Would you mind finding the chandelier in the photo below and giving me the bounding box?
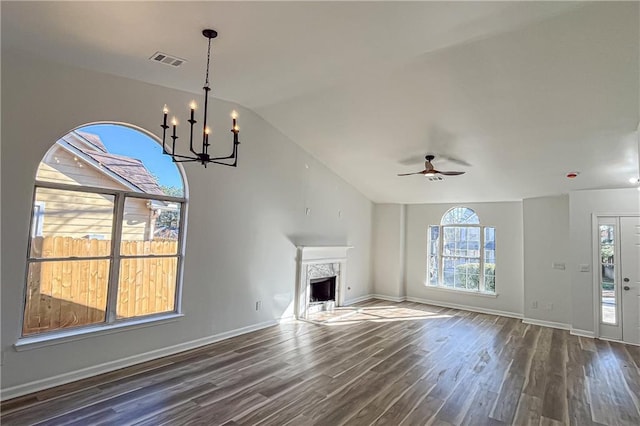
[161,29,240,167]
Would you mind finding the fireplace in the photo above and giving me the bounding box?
[310,276,336,303]
[295,246,352,320]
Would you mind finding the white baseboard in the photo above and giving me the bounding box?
[570,328,595,338]
[369,294,406,303]
[343,294,375,305]
[523,318,571,331]
[405,296,523,319]
[598,336,640,346]
[1,319,279,401]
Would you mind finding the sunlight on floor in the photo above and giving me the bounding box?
[306,305,452,325]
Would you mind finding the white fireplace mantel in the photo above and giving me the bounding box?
[297,246,353,263]
[295,246,353,319]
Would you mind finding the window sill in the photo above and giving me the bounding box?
[424,285,498,298]
[14,313,184,351]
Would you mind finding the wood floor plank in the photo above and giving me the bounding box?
[3,299,640,426]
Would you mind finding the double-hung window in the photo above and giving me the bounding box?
[22,124,187,337]
[428,207,495,294]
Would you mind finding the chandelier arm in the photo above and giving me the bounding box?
[171,158,201,163]
[209,140,239,161]
[209,159,238,167]
[188,116,198,156]
[161,125,170,155]
[201,87,211,156]
[168,153,200,160]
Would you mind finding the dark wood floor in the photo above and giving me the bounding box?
[2,300,640,426]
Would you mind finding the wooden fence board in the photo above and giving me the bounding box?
[23,237,178,335]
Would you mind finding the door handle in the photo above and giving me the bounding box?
[624,286,630,291]
[623,278,630,282]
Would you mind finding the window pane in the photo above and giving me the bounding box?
[484,227,496,292]
[36,126,184,197]
[30,188,114,258]
[23,260,110,335]
[441,207,479,225]
[601,284,616,325]
[428,226,439,285]
[600,226,614,265]
[444,258,480,290]
[443,226,480,257]
[602,264,615,284]
[117,257,178,318]
[598,224,616,324]
[120,198,181,255]
[484,264,496,293]
[484,227,496,261]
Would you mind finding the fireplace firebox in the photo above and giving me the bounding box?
[309,276,336,303]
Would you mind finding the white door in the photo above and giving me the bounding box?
[621,217,640,345]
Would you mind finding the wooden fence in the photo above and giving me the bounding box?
[24,237,178,335]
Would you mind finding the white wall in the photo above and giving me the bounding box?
[404,202,524,317]
[0,51,373,395]
[372,204,405,299]
[523,195,571,326]
[569,188,640,333]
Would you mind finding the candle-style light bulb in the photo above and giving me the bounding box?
[189,101,197,110]
[171,117,178,126]
[231,110,238,132]
[205,127,211,135]
[233,125,240,133]
[163,104,169,114]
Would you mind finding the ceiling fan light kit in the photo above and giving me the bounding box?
[161,29,240,168]
[397,155,466,178]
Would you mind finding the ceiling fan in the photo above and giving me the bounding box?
[397,155,466,177]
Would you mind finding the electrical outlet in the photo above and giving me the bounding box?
[338,210,342,218]
[552,262,566,270]
[255,301,262,311]
[531,301,538,309]
[305,208,311,216]
[579,264,590,272]
[542,302,553,311]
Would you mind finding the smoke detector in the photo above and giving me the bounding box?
[149,52,186,67]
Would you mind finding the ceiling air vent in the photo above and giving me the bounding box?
[149,52,186,67]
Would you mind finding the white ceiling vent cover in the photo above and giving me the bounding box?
[149,52,186,67]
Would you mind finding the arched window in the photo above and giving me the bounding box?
[22,124,187,337]
[428,207,495,294]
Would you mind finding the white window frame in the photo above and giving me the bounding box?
[31,201,45,237]
[427,208,496,295]
[19,180,187,343]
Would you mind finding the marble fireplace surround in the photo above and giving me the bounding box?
[295,246,352,320]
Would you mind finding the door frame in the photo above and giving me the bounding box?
[592,213,640,343]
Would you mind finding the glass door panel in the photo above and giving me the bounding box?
[599,224,617,325]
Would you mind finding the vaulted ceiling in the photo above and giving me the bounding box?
[3,1,638,203]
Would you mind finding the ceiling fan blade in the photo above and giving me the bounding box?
[432,154,471,167]
[397,170,426,176]
[435,170,465,176]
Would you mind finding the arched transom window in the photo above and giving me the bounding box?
[22,123,187,337]
[428,207,496,294]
